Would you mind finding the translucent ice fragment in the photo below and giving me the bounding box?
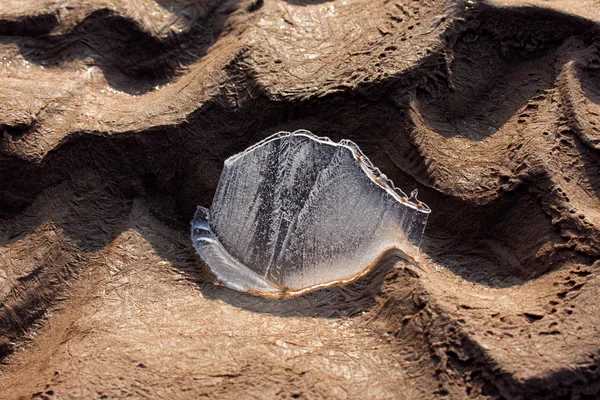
[191,130,431,298]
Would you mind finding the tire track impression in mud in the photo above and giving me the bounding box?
[1,0,600,398]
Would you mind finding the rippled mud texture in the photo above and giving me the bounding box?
[1,0,600,398]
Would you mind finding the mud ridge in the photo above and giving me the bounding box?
[1,1,250,93]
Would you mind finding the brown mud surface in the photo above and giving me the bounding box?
[1,0,600,398]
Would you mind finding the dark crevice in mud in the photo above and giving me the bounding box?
[499,350,600,399]
[1,2,244,94]
[0,122,36,140]
[0,14,59,37]
[0,134,152,216]
[246,0,264,12]
[473,2,599,41]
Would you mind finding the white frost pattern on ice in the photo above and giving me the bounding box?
[191,130,431,298]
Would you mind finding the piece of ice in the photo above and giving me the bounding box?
[191,130,431,298]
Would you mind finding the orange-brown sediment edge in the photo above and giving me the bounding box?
[246,246,418,300]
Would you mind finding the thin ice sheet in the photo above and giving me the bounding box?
[191,130,430,298]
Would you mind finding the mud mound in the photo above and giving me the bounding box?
[1,0,600,398]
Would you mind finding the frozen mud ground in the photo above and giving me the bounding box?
[1,0,600,398]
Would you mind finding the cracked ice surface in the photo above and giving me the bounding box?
[191,130,431,298]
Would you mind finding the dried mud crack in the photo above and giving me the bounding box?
[1,0,600,398]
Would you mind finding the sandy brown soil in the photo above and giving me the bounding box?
[1,0,600,398]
